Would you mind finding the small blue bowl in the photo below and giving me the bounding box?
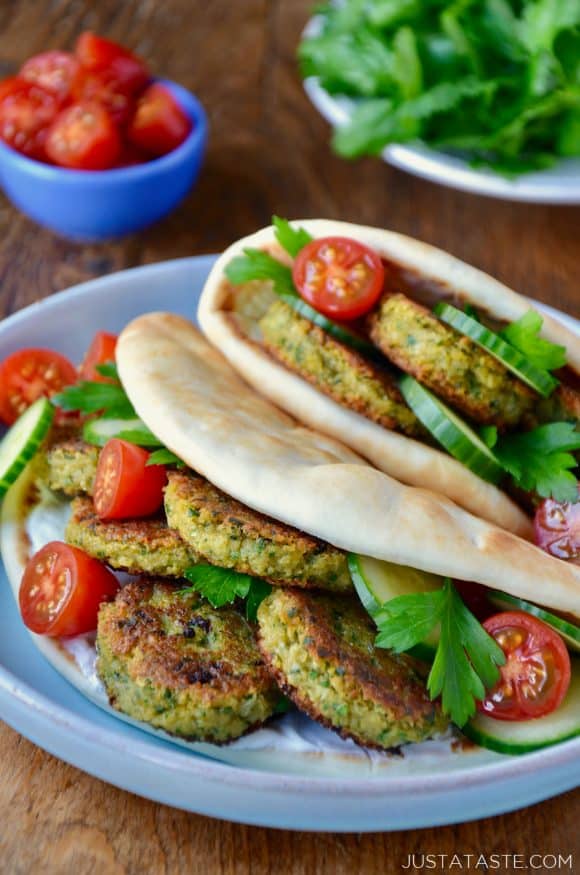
[0,80,208,241]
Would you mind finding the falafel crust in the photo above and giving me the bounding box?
[96,579,280,742]
[258,298,423,437]
[257,588,447,750]
[369,293,534,429]
[164,471,351,591]
[66,497,199,577]
[45,439,99,496]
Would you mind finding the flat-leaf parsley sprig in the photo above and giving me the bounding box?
[375,579,505,727]
[181,564,272,622]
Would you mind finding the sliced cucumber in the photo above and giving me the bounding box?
[488,590,580,654]
[463,660,580,754]
[0,398,54,499]
[83,416,160,448]
[278,292,378,358]
[399,375,504,484]
[348,553,442,658]
[434,303,558,398]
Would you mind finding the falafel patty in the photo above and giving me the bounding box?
[66,497,199,577]
[45,438,99,497]
[258,298,423,437]
[257,588,447,749]
[97,580,279,742]
[164,471,351,591]
[369,293,534,429]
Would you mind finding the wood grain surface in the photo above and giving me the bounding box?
[0,1,578,872]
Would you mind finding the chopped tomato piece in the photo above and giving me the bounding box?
[0,348,77,425]
[79,332,118,382]
[94,439,167,520]
[20,51,79,102]
[292,237,385,321]
[0,77,58,159]
[19,541,119,636]
[45,101,120,169]
[127,83,191,156]
[71,69,135,126]
[534,490,580,560]
[75,32,150,95]
[478,611,571,721]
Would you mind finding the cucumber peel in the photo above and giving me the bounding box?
[278,292,378,358]
[83,416,160,448]
[399,375,505,484]
[0,398,54,499]
[434,303,558,398]
[488,590,580,654]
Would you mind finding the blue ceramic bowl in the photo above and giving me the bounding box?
[0,80,208,241]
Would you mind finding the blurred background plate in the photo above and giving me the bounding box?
[304,77,580,205]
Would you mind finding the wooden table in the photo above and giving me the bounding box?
[0,1,578,871]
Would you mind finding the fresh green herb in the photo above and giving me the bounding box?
[146,448,184,468]
[495,422,580,502]
[272,216,313,257]
[224,248,296,296]
[273,696,294,715]
[113,426,161,447]
[52,381,135,418]
[95,362,119,380]
[479,425,498,449]
[375,579,505,727]
[463,303,481,322]
[182,564,272,621]
[299,1,580,173]
[500,310,567,372]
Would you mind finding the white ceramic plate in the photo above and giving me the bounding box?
[303,77,580,204]
[0,256,579,831]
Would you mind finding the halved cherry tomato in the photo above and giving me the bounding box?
[292,237,385,321]
[75,32,150,95]
[478,611,571,721]
[79,331,118,382]
[534,490,580,560]
[20,51,79,102]
[0,77,58,159]
[0,348,77,425]
[127,83,191,156]
[19,541,119,637]
[94,439,167,520]
[45,101,120,169]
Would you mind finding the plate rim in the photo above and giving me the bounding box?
[0,255,579,813]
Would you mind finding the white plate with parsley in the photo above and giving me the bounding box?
[0,257,579,831]
[301,3,580,204]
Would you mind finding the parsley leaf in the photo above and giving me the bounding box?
[52,381,135,418]
[495,422,580,501]
[500,310,567,372]
[146,448,184,468]
[183,564,272,621]
[95,362,119,379]
[480,425,498,449]
[272,216,312,257]
[224,248,296,296]
[375,579,505,727]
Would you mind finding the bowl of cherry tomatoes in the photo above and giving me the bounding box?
[0,33,208,240]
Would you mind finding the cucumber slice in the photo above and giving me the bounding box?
[399,375,504,484]
[83,416,160,448]
[278,292,378,358]
[348,553,442,658]
[434,303,558,398]
[463,660,580,754]
[0,398,54,499]
[488,590,580,654]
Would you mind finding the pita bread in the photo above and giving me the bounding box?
[196,220,578,537]
[116,312,580,618]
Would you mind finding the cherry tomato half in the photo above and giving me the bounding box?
[94,439,167,520]
[20,51,79,103]
[478,611,571,721]
[127,83,191,156]
[19,541,119,637]
[45,101,120,170]
[0,348,77,425]
[75,32,150,95]
[79,331,118,382]
[534,490,580,561]
[0,77,58,159]
[292,236,385,321]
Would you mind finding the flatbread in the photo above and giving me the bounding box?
[117,312,580,618]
